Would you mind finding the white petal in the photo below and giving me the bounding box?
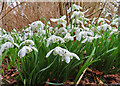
[71,53,80,60]
[18,47,27,58]
[65,56,70,63]
[13,43,19,48]
[81,38,87,43]
[50,18,59,22]
[46,49,54,58]
[30,47,38,52]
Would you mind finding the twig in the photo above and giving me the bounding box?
[15,11,31,24]
[85,8,103,18]
[0,2,4,15]
[95,2,106,25]
[0,2,25,20]
[75,58,93,86]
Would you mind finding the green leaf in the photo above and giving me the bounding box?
[74,47,96,84]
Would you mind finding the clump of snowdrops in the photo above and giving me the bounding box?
[0,4,119,85]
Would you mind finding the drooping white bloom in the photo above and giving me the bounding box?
[81,35,101,43]
[62,52,80,63]
[110,29,119,35]
[67,4,82,14]
[50,15,67,27]
[29,21,45,30]
[18,46,38,58]
[64,33,74,42]
[0,28,3,36]
[0,28,6,35]
[72,19,83,24]
[97,24,112,31]
[54,27,68,34]
[1,34,14,43]
[76,31,94,41]
[91,17,97,24]
[23,27,32,32]
[105,12,112,17]
[46,46,80,63]
[19,40,35,48]
[110,18,118,28]
[46,35,65,47]
[1,42,14,52]
[46,46,68,57]
[71,11,84,19]
[97,18,110,24]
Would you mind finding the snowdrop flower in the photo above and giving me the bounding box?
[62,52,80,63]
[0,28,6,34]
[110,29,119,35]
[111,18,118,28]
[76,31,94,41]
[1,34,14,43]
[64,33,74,42]
[71,11,84,19]
[54,27,68,34]
[24,31,33,39]
[7,34,14,43]
[97,24,112,31]
[46,35,65,47]
[105,12,112,17]
[18,46,38,58]
[50,15,67,27]
[72,20,89,31]
[97,18,110,24]
[67,24,75,33]
[23,27,32,32]
[29,21,45,30]
[37,29,46,36]
[82,25,90,31]
[0,28,3,36]
[91,17,97,24]
[46,46,80,63]
[72,19,83,24]
[67,4,82,14]
[1,42,14,52]
[46,46,68,57]
[81,35,101,43]
[19,40,35,48]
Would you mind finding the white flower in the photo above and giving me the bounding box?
[50,15,67,27]
[110,29,119,35]
[97,18,110,24]
[111,18,118,28]
[1,34,14,43]
[46,46,68,57]
[1,42,14,52]
[19,40,35,48]
[23,27,32,32]
[46,35,65,47]
[64,33,74,42]
[18,46,38,58]
[97,24,112,31]
[22,31,33,40]
[54,27,68,34]
[76,31,94,41]
[71,11,84,19]
[46,46,80,63]
[91,17,97,24]
[81,35,101,43]
[62,52,80,63]
[29,21,45,30]
[67,4,82,14]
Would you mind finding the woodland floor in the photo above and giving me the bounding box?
[1,56,120,86]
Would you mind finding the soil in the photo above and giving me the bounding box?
[1,56,120,86]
